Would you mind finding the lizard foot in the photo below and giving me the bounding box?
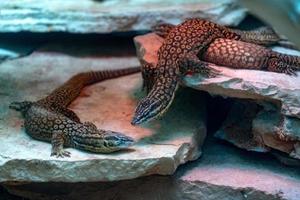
[9,101,33,112]
[268,57,299,76]
[51,148,71,158]
[282,64,299,76]
[196,66,221,78]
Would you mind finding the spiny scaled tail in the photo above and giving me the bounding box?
[84,66,141,85]
[40,67,141,108]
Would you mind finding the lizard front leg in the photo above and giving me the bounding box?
[178,51,220,78]
[51,131,71,158]
[141,62,157,93]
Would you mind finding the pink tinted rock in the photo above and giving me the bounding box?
[0,48,206,182]
[134,33,300,160]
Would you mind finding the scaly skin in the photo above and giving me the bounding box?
[132,18,300,125]
[152,22,297,49]
[10,67,140,157]
[141,38,300,95]
[152,23,283,46]
[131,18,241,125]
[202,38,300,75]
[151,23,300,76]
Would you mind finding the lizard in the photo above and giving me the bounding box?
[152,22,298,49]
[10,67,140,157]
[147,22,300,142]
[131,18,300,125]
[139,22,300,93]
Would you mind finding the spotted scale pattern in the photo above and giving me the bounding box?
[132,18,241,125]
[10,67,140,157]
[202,38,300,75]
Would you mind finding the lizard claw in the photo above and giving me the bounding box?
[203,66,221,78]
[283,65,298,76]
[51,149,71,158]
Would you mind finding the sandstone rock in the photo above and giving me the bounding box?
[134,33,300,161]
[0,47,206,182]
[3,138,300,200]
[0,0,246,33]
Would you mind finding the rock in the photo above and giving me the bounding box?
[0,0,247,33]
[215,100,300,160]
[3,138,300,200]
[214,100,270,153]
[0,39,39,62]
[134,33,300,161]
[0,46,206,182]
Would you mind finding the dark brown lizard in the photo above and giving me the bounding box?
[141,38,300,95]
[131,18,300,125]
[152,23,300,75]
[10,67,140,157]
[202,38,300,74]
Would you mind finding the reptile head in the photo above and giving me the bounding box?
[74,123,135,153]
[131,97,166,125]
[101,131,135,152]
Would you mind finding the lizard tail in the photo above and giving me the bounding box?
[232,26,281,45]
[39,67,141,108]
[84,66,141,85]
[132,77,178,125]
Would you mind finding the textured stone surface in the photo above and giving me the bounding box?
[3,138,300,200]
[0,47,206,182]
[215,100,300,162]
[0,0,246,33]
[134,33,300,160]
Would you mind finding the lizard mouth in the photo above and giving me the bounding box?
[103,132,135,150]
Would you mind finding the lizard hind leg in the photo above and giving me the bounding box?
[52,105,81,123]
[141,61,157,94]
[267,56,299,76]
[9,101,33,114]
[178,51,220,78]
[151,23,175,38]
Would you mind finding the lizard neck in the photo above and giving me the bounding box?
[132,63,178,125]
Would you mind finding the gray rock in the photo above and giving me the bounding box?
[215,100,300,160]
[0,48,206,182]
[0,40,39,62]
[0,0,246,33]
[134,33,300,161]
[3,139,300,200]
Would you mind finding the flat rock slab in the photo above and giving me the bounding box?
[0,0,246,33]
[0,48,206,182]
[3,138,300,200]
[134,33,300,160]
